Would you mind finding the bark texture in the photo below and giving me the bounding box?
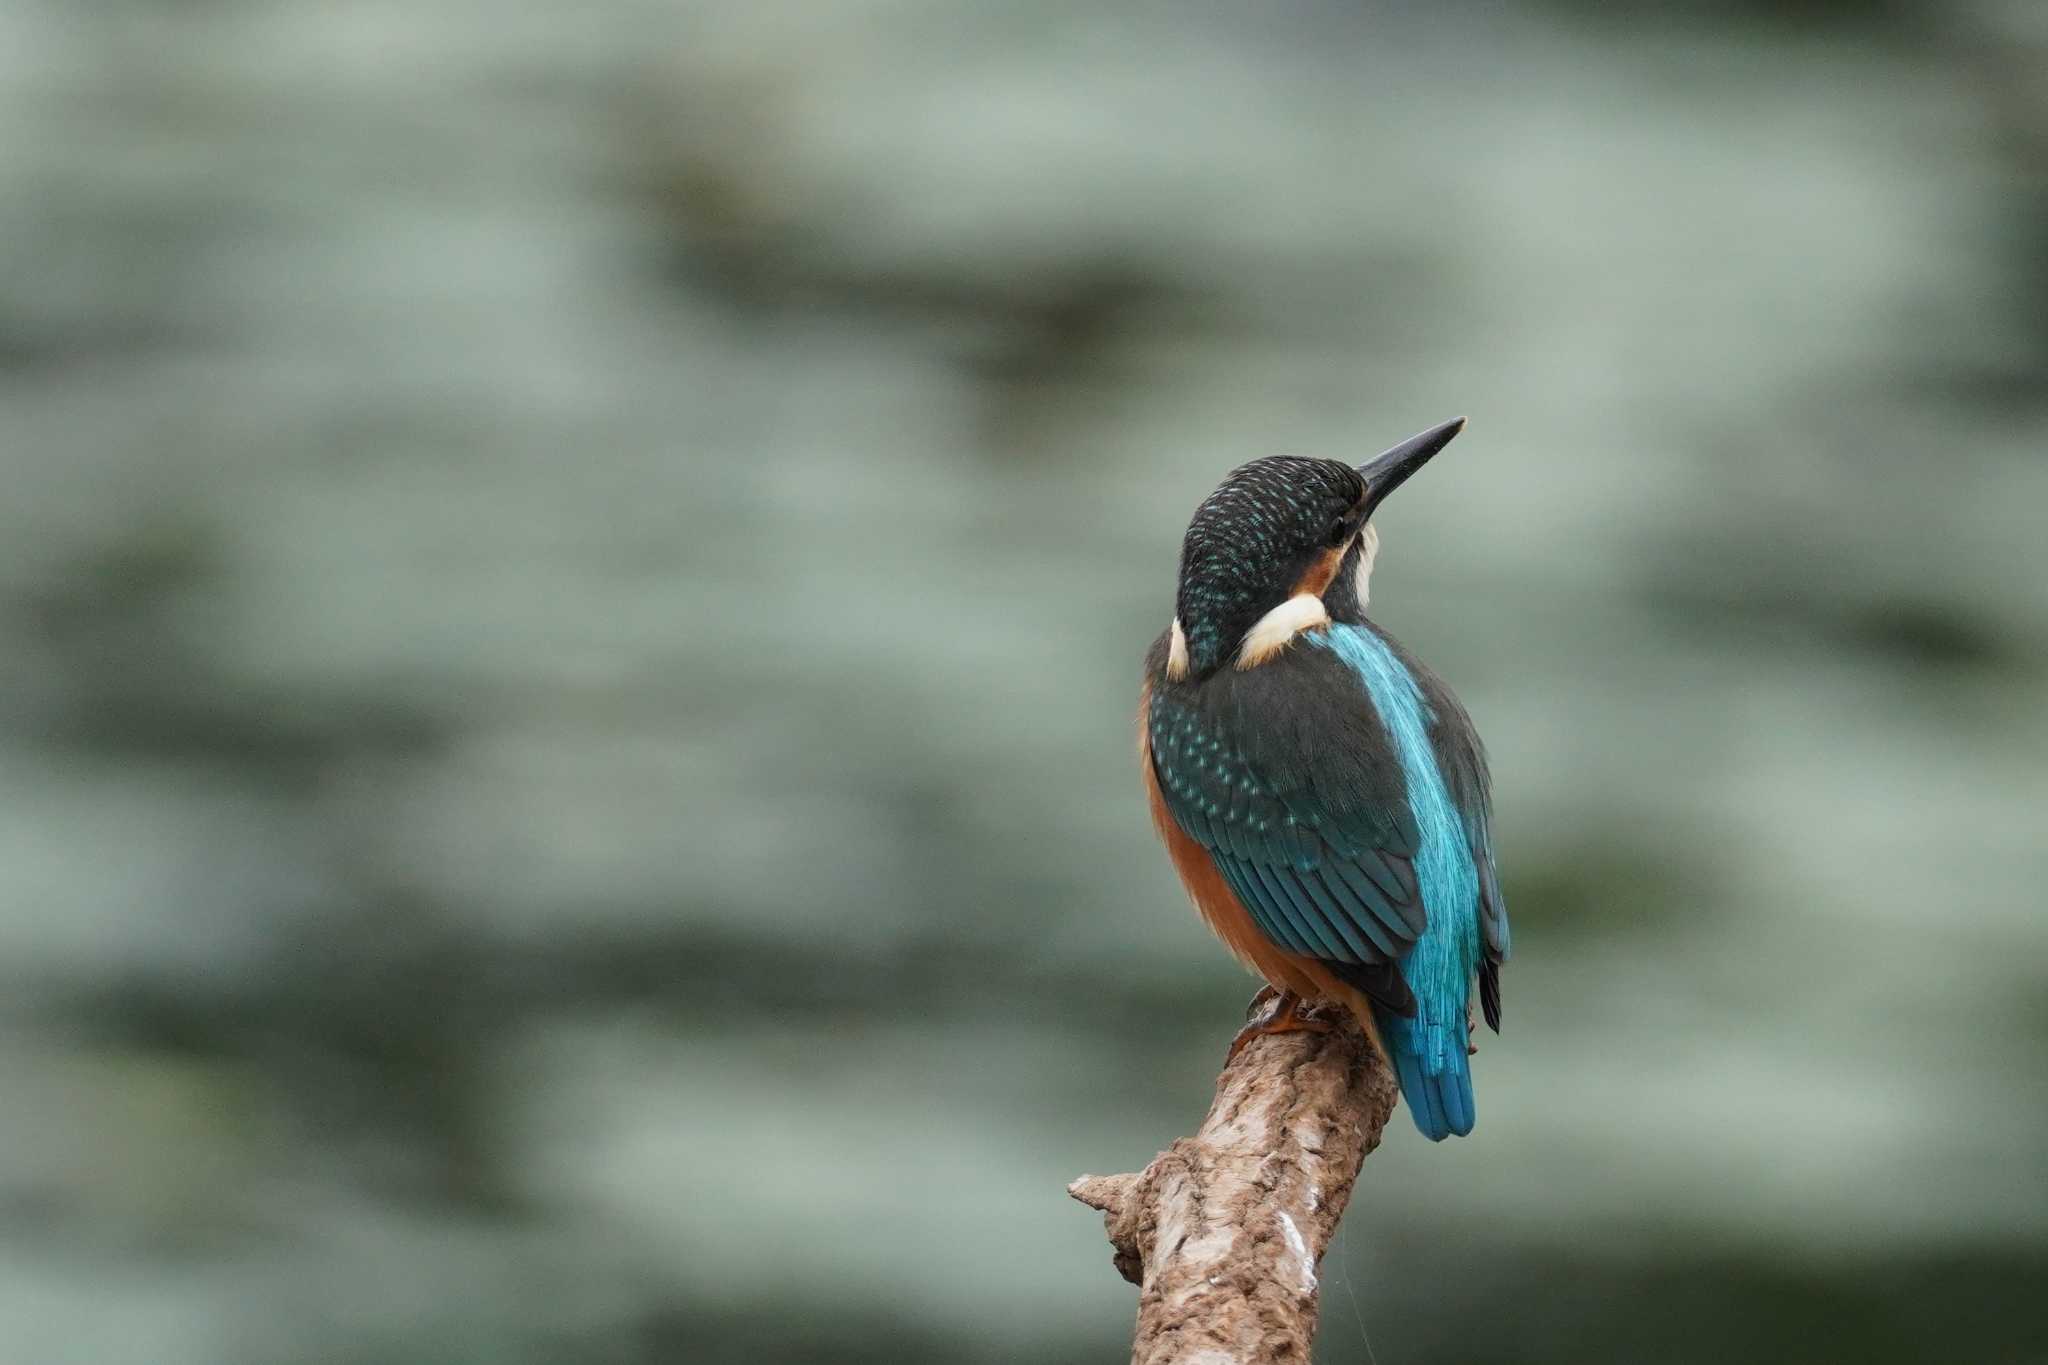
[1069,1007,1399,1365]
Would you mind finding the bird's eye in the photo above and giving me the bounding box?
[1323,518,1353,549]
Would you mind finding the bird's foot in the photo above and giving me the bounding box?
[1467,1008,1478,1057]
[1225,988,1336,1064]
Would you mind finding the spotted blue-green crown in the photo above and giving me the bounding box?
[1175,456,1364,674]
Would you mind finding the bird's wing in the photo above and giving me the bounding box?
[1411,656,1510,1032]
[1146,642,1427,1015]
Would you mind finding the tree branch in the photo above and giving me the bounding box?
[1068,1003,1399,1364]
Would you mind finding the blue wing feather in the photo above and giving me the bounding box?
[1407,643,1510,1026]
[1145,656,1426,1016]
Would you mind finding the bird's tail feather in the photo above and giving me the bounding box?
[1377,1010,1475,1141]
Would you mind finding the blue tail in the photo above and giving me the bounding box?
[1378,1009,1475,1141]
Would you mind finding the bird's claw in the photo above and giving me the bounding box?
[1224,988,1335,1064]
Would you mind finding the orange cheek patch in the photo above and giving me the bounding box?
[1292,545,1346,599]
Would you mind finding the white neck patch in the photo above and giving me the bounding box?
[1166,618,1191,680]
[1235,592,1331,669]
[1351,523,1381,610]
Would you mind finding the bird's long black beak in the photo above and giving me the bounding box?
[1357,416,1465,516]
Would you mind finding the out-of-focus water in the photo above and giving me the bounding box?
[1,2,2045,1361]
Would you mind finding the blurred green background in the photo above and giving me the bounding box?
[3,2,2046,1362]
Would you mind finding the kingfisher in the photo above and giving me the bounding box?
[1139,418,1509,1141]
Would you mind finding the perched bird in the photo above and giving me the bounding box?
[1139,419,1509,1140]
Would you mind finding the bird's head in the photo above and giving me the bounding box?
[1168,417,1465,679]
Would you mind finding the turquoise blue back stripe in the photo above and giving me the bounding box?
[1309,625,1481,1137]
